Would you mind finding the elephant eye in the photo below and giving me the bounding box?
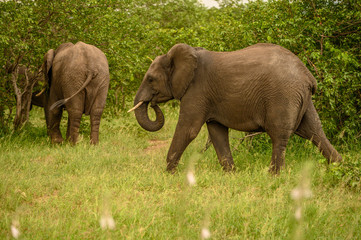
[148,77,154,83]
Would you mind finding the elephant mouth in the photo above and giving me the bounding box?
[128,94,171,112]
[151,93,173,105]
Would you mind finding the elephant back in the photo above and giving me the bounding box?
[49,42,109,112]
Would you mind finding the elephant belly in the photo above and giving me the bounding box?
[209,108,265,132]
[222,118,264,132]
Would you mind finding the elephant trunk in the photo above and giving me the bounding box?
[134,100,164,132]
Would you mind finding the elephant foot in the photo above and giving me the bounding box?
[166,164,177,174]
[166,168,177,175]
[219,157,235,172]
[51,136,64,144]
[49,129,63,144]
[328,151,342,164]
[90,135,99,145]
[223,165,236,172]
[268,164,281,175]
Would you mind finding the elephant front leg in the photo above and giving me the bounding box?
[206,121,235,171]
[166,119,204,173]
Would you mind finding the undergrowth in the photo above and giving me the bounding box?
[0,106,360,239]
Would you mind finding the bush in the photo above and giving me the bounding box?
[1,0,360,141]
[327,157,361,189]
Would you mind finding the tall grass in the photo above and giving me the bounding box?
[0,106,360,239]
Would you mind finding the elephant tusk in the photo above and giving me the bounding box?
[35,88,46,96]
[127,101,144,113]
[146,56,154,62]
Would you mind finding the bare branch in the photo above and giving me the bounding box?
[11,67,20,99]
[304,49,323,80]
[24,68,29,87]
[202,136,213,153]
[321,30,360,39]
[336,20,361,30]
[232,132,263,152]
[231,132,263,142]
[37,11,55,27]
[203,132,264,153]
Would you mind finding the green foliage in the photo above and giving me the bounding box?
[327,158,361,189]
[1,1,360,238]
[1,0,360,141]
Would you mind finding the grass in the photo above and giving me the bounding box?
[0,106,360,239]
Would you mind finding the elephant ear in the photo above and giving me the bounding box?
[167,43,197,100]
[43,49,55,85]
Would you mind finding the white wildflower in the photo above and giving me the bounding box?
[291,187,313,201]
[291,188,301,200]
[201,227,211,239]
[100,217,106,230]
[11,224,20,239]
[100,214,115,230]
[294,207,302,221]
[303,189,313,199]
[187,171,196,186]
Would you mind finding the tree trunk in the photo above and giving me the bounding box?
[11,66,40,130]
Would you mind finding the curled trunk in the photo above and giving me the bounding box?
[134,101,164,132]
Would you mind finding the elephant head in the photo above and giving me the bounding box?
[31,49,55,130]
[132,44,198,131]
[42,49,55,87]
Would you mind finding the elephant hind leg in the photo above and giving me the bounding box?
[89,88,107,145]
[89,107,104,145]
[268,129,293,174]
[48,106,64,144]
[265,106,298,174]
[207,121,235,171]
[65,93,86,144]
[67,109,83,144]
[295,102,342,163]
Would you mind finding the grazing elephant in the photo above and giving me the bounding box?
[32,42,110,144]
[131,43,342,174]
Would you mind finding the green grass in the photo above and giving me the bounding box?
[1,106,360,239]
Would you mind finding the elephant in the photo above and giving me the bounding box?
[130,43,342,174]
[32,41,110,144]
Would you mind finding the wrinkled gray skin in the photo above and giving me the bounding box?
[133,43,342,174]
[32,42,110,144]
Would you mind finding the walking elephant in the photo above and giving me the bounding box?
[130,43,342,174]
[32,42,110,144]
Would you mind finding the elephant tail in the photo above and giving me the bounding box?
[305,67,317,95]
[310,78,317,95]
[49,72,94,111]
